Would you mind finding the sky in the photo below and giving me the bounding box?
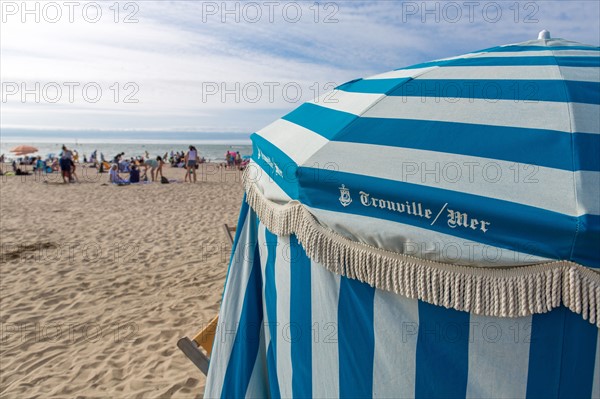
[1,0,599,135]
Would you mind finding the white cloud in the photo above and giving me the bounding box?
[1,0,598,133]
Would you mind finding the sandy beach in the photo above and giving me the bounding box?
[0,164,244,398]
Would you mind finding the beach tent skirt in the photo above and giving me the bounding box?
[204,200,600,398]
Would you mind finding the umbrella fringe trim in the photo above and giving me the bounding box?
[243,171,600,327]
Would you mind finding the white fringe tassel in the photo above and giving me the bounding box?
[244,172,600,327]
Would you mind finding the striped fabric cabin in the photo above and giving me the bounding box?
[205,35,600,398]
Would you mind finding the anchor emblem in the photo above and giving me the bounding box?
[338,184,352,207]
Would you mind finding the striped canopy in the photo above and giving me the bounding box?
[205,35,600,398]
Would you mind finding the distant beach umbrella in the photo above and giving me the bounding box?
[204,32,600,398]
[10,145,38,156]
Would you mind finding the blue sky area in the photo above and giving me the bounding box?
[1,1,599,135]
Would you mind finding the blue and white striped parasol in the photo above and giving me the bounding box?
[205,32,600,398]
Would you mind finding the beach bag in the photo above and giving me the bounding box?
[161,176,169,184]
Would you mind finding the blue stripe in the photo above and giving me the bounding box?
[557,56,600,68]
[524,307,600,397]
[251,133,300,197]
[574,128,600,171]
[558,309,598,397]
[289,235,312,398]
[264,228,281,398]
[249,137,599,268]
[526,308,565,398]
[277,103,599,171]
[397,56,599,70]
[386,79,598,105]
[478,45,600,53]
[336,77,410,94]
[266,345,279,399]
[296,167,600,268]
[571,215,600,267]
[415,301,469,398]
[282,103,356,140]
[338,117,598,172]
[339,79,600,105]
[221,243,264,399]
[338,276,375,398]
[565,80,600,105]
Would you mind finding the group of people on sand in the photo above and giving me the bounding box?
[11,145,80,183]
[108,156,166,185]
[169,149,205,168]
[108,145,200,185]
[224,151,243,170]
[2,144,242,184]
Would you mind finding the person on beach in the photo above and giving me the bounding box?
[156,156,165,181]
[113,152,124,165]
[143,157,159,181]
[109,164,128,184]
[34,157,45,177]
[129,164,140,183]
[60,145,73,183]
[185,145,199,183]
[70,159,79,183]
[235,151,242,170]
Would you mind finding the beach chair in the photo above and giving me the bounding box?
[176,223,236,375]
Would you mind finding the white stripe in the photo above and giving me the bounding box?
[365,66,437,80]
[248,161,292,203]
[560,66,600,82]
[366,65,600,83]
[364,52,490,80]
[363,96,582,133]
[551,50,600,57]
[256,119,328,165]
[466,315,531,398]
[591,330,600,399]
[576,172,600,216]
[414,64,563,80]
[305,92,599,136]
[571,102,600,135]
[204,209,257,398]
[275,235,293,398]
[516,38,596,49]
[257,223,271,351]
[310,92,599,134]
[456,50,595,58]
[304,141,597,217]
[365,65,600,82]
[366,65,562,81]
[387,50,597,72]
[372,291,418,399]
[306,207,550,267]
[245,323,269,399]
[311,260,340,399]
[308,90,384,115]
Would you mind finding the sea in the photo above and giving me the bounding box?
[0,130,253,162]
